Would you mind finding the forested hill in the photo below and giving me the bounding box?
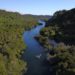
[0,9,50,22]
[36,8,75,75]
[0,9,50,75]
[0,9,50,29]
[46,8,75,35]
[23,14,51,21]
[46,8,75,44]
[0,9,38,29]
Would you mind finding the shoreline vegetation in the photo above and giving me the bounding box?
[35,8,75,75]
[0,8,75,75]
[0,10,50,75]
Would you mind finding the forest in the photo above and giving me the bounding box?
[0,8,75,75]
[0,10,49,75]
[36,8,75,75]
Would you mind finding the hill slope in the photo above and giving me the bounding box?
[36,8,75,75]
[46,8,75,44]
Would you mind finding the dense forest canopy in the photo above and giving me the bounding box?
[46,8,75,32]
[0,8,75,75]
[23,14,50,21]
[36,8,75,75]
[0,9,50,75]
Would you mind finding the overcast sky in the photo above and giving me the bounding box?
[0,0,75,15]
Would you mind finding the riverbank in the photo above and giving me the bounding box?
[0,10,39,75]
[35,8,75,75]
[22,21,54,75]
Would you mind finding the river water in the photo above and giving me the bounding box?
[22,21,52,75]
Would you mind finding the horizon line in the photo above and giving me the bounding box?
[0,8,53,16]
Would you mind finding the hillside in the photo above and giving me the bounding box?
[36,8,75,75]
[46,8,75,33]
[46,8,75,44]
[23,14,51,21]
[0,9,45,75]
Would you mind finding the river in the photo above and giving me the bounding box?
[22,21,52,75]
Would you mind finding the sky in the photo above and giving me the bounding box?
[0,0,75,15]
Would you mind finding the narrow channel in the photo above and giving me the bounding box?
[22,21,51,75]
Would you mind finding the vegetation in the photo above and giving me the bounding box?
[36,8,75,75]
[23,14,50,21]
[0,9,46,75]
[47,43,75,75]
[46,8,75,44]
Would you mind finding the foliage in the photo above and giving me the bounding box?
[0,9,40,75]
[48,43,75,75]
[37,8,75,75]
[46,8,75,44]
